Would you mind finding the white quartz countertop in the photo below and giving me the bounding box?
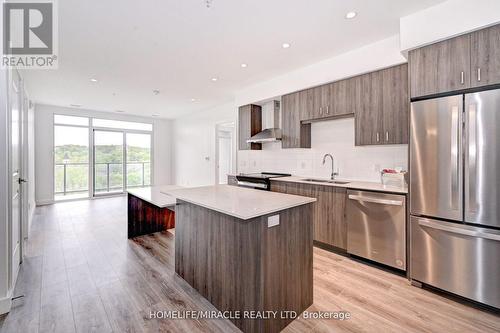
[272,176,408,194]
[162,185,316,220]
[127,185,183,208]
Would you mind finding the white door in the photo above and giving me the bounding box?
[10,70,22,282]
[215,122,235,184]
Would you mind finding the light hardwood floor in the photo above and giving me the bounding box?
[0,197,498,333]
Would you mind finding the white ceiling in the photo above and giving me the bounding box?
[22,0,444,119]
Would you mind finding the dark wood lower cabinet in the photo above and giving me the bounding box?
[271,181,347,250]
[175,200,313,333]
[127,194,175,238]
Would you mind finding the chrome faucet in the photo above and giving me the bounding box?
[322,154,339,180]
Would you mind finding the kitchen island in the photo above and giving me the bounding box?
[163,185,316,333]
[127,185,181,238]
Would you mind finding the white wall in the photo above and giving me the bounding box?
[172,103,236,187]
[400,0,500,51]
[235,35,406,106]
[233,34,408,182]
[34,104,172,204]
[239,118,407,182]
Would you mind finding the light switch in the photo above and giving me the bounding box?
[267,215,279,228]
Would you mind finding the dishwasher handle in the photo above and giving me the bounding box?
[348,194,403,206]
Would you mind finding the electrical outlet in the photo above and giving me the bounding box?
[267,215,279,228]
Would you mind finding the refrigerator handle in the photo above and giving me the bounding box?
[450,106,460,210]
[418,218,500,241]
[467,103,478,212]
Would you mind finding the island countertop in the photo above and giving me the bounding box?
[127,185,182,208]
[162,185,316,220]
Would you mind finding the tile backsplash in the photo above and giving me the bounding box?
[237,117,408,182]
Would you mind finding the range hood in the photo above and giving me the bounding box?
[247,100,281,143]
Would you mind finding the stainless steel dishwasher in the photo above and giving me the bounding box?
[346,189,406,270]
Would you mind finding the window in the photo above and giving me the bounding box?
[92,118,152,131]
[54,125,90,200]
[126,133,151,187]
[54,114,89,126]
[53,114,154,201]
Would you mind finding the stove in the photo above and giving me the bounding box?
[235,172,291,191]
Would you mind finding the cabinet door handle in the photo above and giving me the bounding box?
[326,105,329,114]
[460,71,465,85]
[319,106,323,114]
[385,131,389,142]
[376,132,380,142]
[477,68,481,82]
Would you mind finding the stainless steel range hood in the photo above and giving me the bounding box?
[247,100,281,143]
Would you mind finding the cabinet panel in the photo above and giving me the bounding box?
[330,78,358,116]
[270,181,347,249]
[382,64,409,144]
[355,72,383,145]
[281,93,300,149]
[238,104,261,150]
[227,175,238,186]
[471,24,500,87]
[281,93,311,149]
[311,85,331,119]
[409,34,471,98]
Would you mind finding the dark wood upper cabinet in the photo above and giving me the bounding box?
[270,181,347,250]
[471,24,500,88]
[382,64,409,144]
[281,92,311,149]
[355,72,383,146]
[330,78,358,117]
[238,104,261,150]
[409,34,471,98]
[355,64,408,146]
[311,84,332,119]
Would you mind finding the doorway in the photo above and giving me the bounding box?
[215,122,236,184]
[9,69,23,285]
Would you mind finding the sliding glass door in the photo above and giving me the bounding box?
[126,133,151,188]
[93,130,124,195]
[92,130,152,196]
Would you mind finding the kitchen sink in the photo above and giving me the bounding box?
[302,178,350,185]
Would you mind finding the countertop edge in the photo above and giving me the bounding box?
[271,177,408,194]
[127,189,176,209]
[175,196,316,220]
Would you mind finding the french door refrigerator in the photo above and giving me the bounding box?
[410,89,500,309]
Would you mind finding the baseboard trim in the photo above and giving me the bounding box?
[36,199,54,206]
[0,291,13,315]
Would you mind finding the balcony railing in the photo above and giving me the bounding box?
[55,162,150,196]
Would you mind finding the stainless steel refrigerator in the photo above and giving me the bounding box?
[410,89,500,309]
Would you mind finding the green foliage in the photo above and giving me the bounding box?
[55,144,151,195]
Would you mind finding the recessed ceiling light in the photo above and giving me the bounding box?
[345,11,357,19]
[282,43,291,49]
[240,63,248,68]
[191,98,196,102]
[115,110,125,113]
[153,89,160,95]
[211,77,218,82]
[152,114,160,117]
[70,104,82,107]
[90,78,98,82]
